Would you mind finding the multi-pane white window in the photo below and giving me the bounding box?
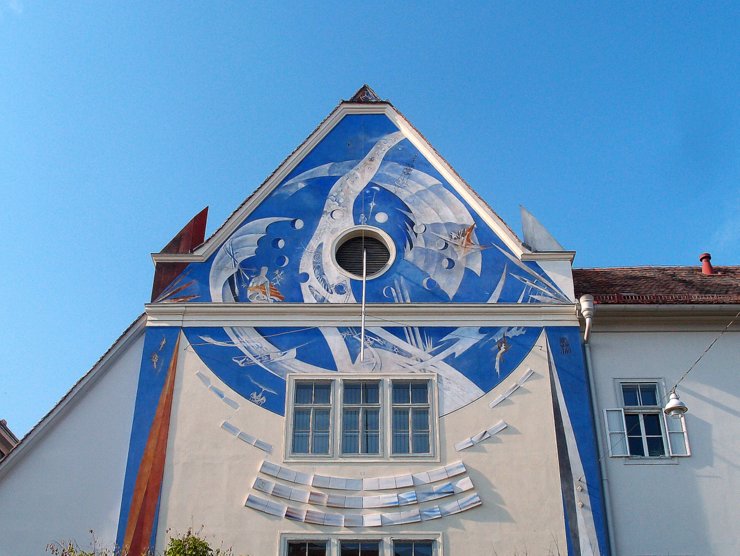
[292,381,332,455]
[391,382,430,455]
[340,540,381,556]
[604,381,690,458]
[281,537,438,556]
[287,540,328,556]
[392,540,435,556]
[342,382,381,455]
[287,376,436,460]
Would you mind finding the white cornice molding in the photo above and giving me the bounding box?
[585,303,740,330]
[145,302,578,327]
[151,102,530,265]
[0,316,147,480]
[521,251,576,262]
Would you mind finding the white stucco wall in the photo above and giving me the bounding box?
[0,330,144,556]
[155,330,568,555]
[588,320,740,556]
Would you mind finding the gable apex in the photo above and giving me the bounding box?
[157,100,529,266]
[149,94,574,305]
[347,84,384,103]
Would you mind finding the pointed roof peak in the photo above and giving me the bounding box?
[348,84,384,103]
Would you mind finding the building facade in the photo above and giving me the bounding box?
[0,87,737,556]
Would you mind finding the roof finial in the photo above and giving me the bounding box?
[349,84,382,103]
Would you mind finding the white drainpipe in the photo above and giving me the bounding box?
[579,294,617,555]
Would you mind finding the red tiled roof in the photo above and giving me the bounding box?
[573,266,740,304]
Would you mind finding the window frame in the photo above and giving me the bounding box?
[285,374,439,462]
[290,379,334,457]
[280,533,442,556]
[340,380,383,457]
[604,379,690,460]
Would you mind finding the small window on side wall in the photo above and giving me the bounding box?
[604,381,690,458]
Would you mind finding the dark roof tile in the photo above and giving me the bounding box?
[573,266,740,304]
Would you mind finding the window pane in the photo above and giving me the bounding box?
[393,382,410,404]
[307,542,328,556]
[312,432,330,454]
[343,433,359,454]
[413,432,430,454]
[669,432,688,456]
[412,408,429,432]
[609,432,628,456]
[393,409,409,431]
[364,382,379,404]
[293,432,309,454]
[411,382,428,403]
[622,384,639,406]
[646,436,665,457]
[287,541,306,556]
[343,409,360,431]
[296,384,313,404]
[606,409,625,432]
[393,433,409,454]
[364,432,380,454]
[365,409,379,431]
[314,409,330,432]
[294,409,311,431]
[314,383,331,404]
[340,542,359,555]
[624,413,641,435]
[643,413,662,435]
[341,541,380,556]
[360,542,380,556]
[628,435,644,456]
[413,541,434,556]
[393,542,413,556]
[288,541,327,556]
[639,384,658,406]
[344,383,361,404]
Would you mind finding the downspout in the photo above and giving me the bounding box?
[579,294,617,556]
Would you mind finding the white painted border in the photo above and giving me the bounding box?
[331,225,397,281]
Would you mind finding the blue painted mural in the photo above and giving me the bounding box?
[183,325,543,416]
[156,114,568,305]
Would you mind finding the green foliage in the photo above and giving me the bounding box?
[163,529,232,556]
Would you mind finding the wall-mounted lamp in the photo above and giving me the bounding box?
[664,390,688,418]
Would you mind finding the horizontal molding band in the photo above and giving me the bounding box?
[521,251,576,262]
[145,302,578,327]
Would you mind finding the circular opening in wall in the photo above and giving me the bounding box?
[333,227,395,280]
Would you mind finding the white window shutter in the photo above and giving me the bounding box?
[663,413,690,456]
[604,408,629,456]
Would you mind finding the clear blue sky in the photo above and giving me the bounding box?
[1,2,738,437]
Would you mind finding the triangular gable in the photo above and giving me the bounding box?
[152,88,569,305]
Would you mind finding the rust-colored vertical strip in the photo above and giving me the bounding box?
[123,335,180,555]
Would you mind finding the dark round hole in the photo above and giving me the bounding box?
[336,235,391,278]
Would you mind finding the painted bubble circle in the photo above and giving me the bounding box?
[292,219,304,230]
[273,238,285,249]
[374,212,389,223]
[276,255,289,267]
